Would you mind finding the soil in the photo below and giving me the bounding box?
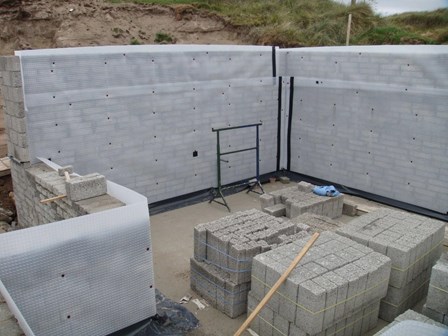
[0,0,245,158]
[0,0,242,55]
[0,174,15,218]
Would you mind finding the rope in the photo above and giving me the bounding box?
[251,274,388,315]
[198,240,252,262]
[248,300,379,336]
[381,279,430,308]
[190,271,247,306]
[391,242,442,272]
[429,284,448,294]
[194,257,251,273]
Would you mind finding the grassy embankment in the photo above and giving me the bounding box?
[110,0,448,46]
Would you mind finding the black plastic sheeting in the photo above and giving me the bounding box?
[110,290,199,336]
[148,170,448,222]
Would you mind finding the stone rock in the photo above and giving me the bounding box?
[0,221,12,233]
[0,208,14,224]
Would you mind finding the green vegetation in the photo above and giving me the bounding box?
[109,0,448,46]
[385,9,448,44]
[154,32,175,43]
[130,37,141,45]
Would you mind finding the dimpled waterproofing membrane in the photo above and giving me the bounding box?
[0,178,156,336]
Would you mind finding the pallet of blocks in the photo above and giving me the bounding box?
[260,182,344,219]
[337,208,446,321]
[422,252,448,325]
[247,231,392,336]
[374,309,448,335]
[190,209,311,318]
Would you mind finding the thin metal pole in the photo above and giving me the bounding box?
[216,130,221,189]
[256,125,260,181]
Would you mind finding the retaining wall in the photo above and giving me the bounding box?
[15,45,279,204]
[1,45,447,217]
[278,45,448,214]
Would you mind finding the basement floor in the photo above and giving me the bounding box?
[150,181,433,336]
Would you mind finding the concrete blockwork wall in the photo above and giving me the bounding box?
[278,46,448,214]
[16,45,279,204]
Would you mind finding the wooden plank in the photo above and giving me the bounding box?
[234,232,320,336]
[0,157,11,177]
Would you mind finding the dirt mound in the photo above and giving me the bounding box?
[0,0,243,157]
[0,0,242,55]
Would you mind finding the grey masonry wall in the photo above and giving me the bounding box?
[278,46,448,214]
[2,45,448,215]
[15,45,279,204]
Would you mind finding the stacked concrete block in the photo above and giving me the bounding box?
[248,231,391,335]
[0,56,29,163]
[423,253,448,325]
[374,309,448,335]
[291,213,342,233]
[337,208,446,321]
[261,182,344,219]
[279,46,448,214]
[191,209,311,318]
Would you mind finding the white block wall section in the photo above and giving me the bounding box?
[278,46,448,214]
[16,46,278,203]
[0,179,156,336]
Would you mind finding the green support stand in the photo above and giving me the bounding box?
[209,123,264,212]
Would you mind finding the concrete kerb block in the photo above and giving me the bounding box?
[65,173,107,202]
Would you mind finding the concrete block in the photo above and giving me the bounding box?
[273,312,289,336]
[65,173,107,201]
[314,275,338,329]
[297,181,314,193]
[11,145,30,162]
[2,86,24,103]
[422,304,444,323]
[3,56,21,71]
[194,225,207,261]
[342,200,358,216]
[3,99,25,118]
[260,193,275,209]
[1,71,22,87]
[264,204,286,217]
[279,176,290,184]
[296,280,325,335]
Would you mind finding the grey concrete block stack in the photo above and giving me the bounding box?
[337,208,446,321]
[374,309,448,335]
[190,209,311,318]
[291,213,342,233]
[0,56,29,163]
[248,231,391,336]
[423,252,448,325]
[260,182,344,219]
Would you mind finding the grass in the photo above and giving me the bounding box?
[385,8,448,44]
[154,32,175,43]
[108,0,447,46]
[130,37,142,45]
